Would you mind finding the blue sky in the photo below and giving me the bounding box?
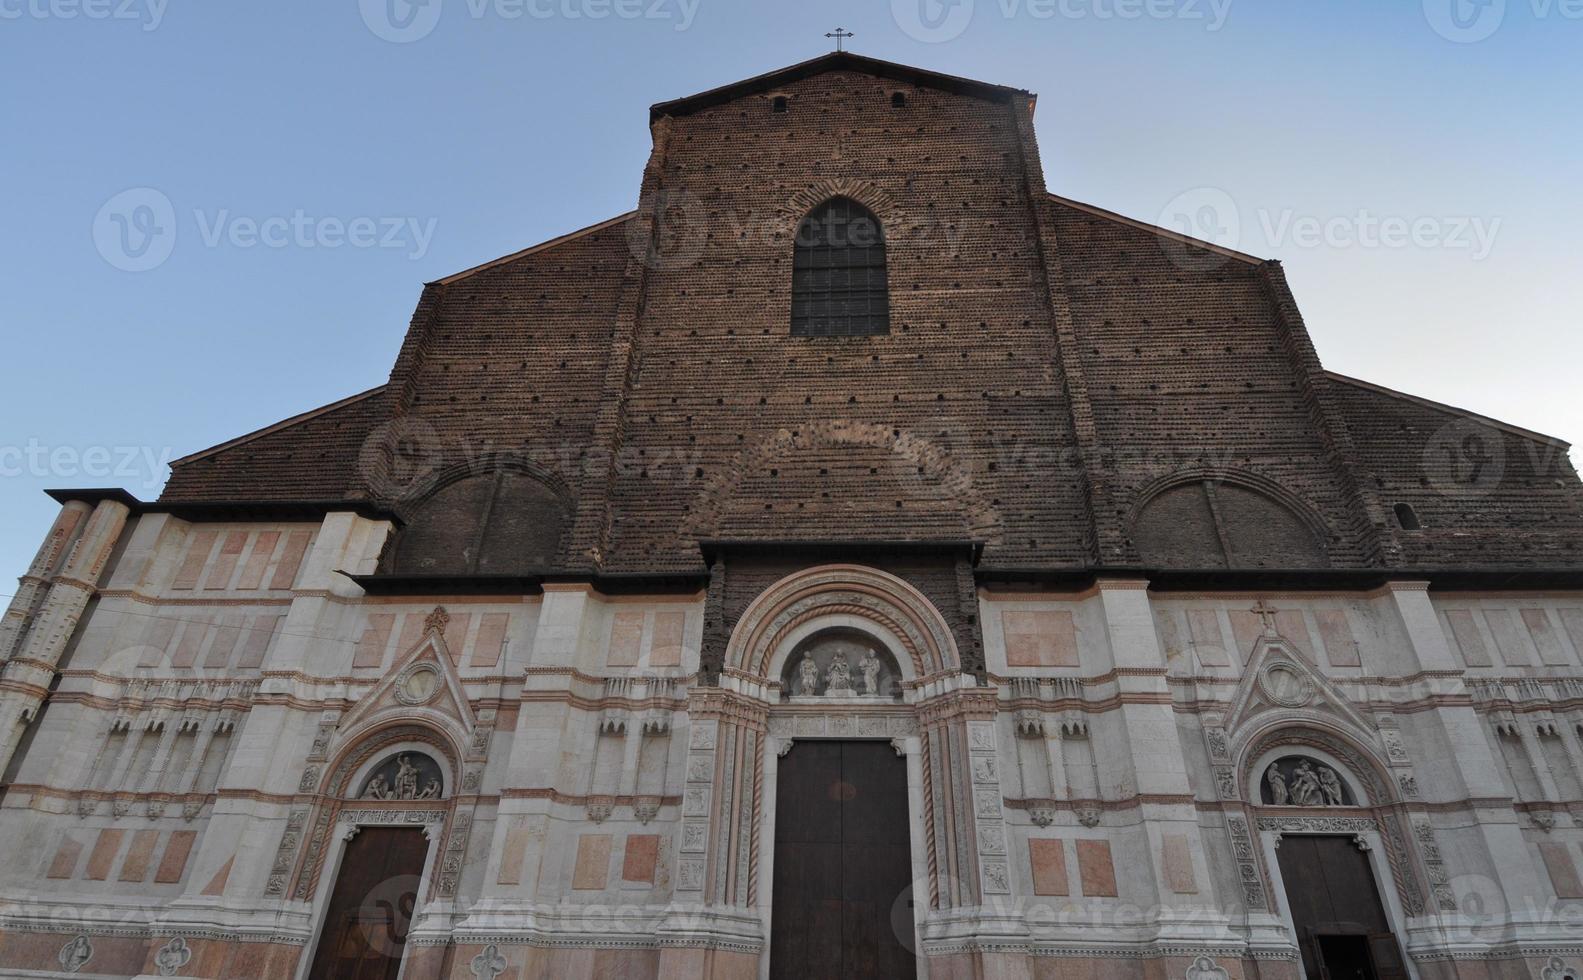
[2,0,1580,580]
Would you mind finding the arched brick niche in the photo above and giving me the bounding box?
[1129,470,1329,569]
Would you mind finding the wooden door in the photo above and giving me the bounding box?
[770,740,917,979]
[307,827,429,980]
[1276,835,1407,980]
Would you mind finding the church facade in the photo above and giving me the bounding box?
[3,53,1583,980]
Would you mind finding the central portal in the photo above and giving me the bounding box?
[770,739,917,979]
[1276,835,1407,980]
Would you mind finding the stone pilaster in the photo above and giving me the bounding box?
[0,499,91,663]
[0,497,129,773]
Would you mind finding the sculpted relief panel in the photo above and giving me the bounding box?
[1261,756,1353,807]
[783,629,901,700]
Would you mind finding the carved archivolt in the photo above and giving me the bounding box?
[726,564,960,682]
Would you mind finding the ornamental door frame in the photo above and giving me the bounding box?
[1240,730,1422,980]
[292,730,460,980]
[692,563,1001,980]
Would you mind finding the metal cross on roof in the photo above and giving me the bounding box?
[826,27,854,52]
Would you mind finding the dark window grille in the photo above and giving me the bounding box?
[791,197,890,337]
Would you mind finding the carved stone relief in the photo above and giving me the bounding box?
[154,936,192,977]
[360,752,444,801]
[1262,756,1352,807]
[783,629,901,700]
[57,936,92,974]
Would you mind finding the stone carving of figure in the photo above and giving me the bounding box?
[1317,765,1345,806]
[859,649,882,696]
[58,936,92,974]
[393,754,420,800]
[1289,760,1323,806]
[154,936,192,977]
[418,778,441,800]
[364,775,390,800]
[798,655,821,697]
[826,654,852,694]
[1265,765,1289,805]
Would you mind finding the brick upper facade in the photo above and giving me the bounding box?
[158,53,1583,575]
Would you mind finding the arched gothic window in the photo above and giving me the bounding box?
[791,197,890,337]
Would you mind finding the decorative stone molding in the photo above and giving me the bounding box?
[1226,814,1266,910]
[767,710,917,739]
[1029,807,1055,828]
[723,564,963,681]
[1075,807,1101,829]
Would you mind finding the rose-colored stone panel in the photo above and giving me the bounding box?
[608,611,644,667]
[201,854,234,895]
[1075,839,1118,897]
[46,833,83,879]
[156,830,198,883]
[1186,609,1228,666]
[623,833,660,884]
[1315,608,1361,667]
[236,613,282,668]
[354,612,396,668]
[498,821,530,886]
[1539,841,1583,898]
[268,529,311,590]
[650,610,685,667]
[119,828,160,882]
[202,529,247,589]
[204,612,244,668]
[572,833,612,890]
[1028,838,1068,896]
[1161,833,1197,894]
[84,828,124,881]
[471,612,510,667]
[1003,609,1079,667]
[235,529,280,590]
[1446,609,1492,666]
[171,528,218,590]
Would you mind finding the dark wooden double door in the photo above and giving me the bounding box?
[770,739,917,979]
[1276,835,1407,980]
[307,827,428,980]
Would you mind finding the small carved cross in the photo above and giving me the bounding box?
[826,26,854,52]
[1250,599,1279,636]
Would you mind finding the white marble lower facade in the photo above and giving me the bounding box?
[1,499,1583,978]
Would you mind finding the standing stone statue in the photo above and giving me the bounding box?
[1265,765,1289,805]
[826,654,853,695]
[859,649,882,696]
[393,755,420,801]
[798,655,821,696]
[1289,760,1322,806]
[1317,765,1345,806]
